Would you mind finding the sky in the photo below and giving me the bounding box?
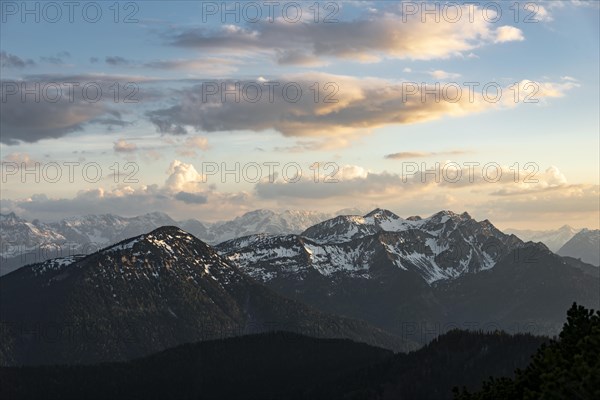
[0,0,598,230]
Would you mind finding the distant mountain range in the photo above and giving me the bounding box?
[3,208,595,276]
[0,209,355,275]
[1,209,597,367]
[557,229,600,266]
[505,225,579,252]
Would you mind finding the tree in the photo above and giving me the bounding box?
[454,303,600,400]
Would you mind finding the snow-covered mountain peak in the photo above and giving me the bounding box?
[234,209,276,221]
[364,208,393,218]
[301,214,378,243]
[428,210,469,223]
[303,209,481,244]
[26,225,240,288]
[104,226,207,255]
[0,212,21,223]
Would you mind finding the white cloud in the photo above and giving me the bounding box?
[494,26,525,43]
[429,70,461,80]
[164,160,204,192]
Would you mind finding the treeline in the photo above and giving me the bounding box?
[1,304,597,400]
[309,329,546,399]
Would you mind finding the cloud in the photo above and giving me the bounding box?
[429,70,461,80]
[0,51,35,68]
[0,75,154,145]
[164,160,205,192]
[40,52,71,65]
[494,26,525,43]
[93,116,133,129]
[102,56,239,74]
[105,56,131,66]
[522,0,600,22]
[2,159,254,222]
[144,58,239,74]
[145,74,576,146]
[1,152,38,167]
[533,4,554,22]
[113,139,138,153]
[473,184,599,229]
[185,136,209,150]
[385,150,470,159]
[4,161,597,228]
[275,51,329,67]
[0,94,111,144]
[167,5,525,64]
[176,136,210,157]
[254,163,585,202]
[174,191,208,204]
[489,166,570,196]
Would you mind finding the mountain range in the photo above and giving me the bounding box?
[557,228,600,266]
[217,209,599,339]
[3,208,595,276]
[1,209,597,367]
[0,226,410,366]
[0,209,354,275]
[505,225,579,252]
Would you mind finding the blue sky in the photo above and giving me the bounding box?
[1,1,598,229]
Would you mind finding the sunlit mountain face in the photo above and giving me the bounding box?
[1,1,598,399]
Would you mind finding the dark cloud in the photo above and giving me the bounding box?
[0,77,131,144]
[92,118,133,128]
[40,52,71,65]
[0,51,36,68]
[174,191,208,204]
[105,56,131,66]
[143,58,238,73]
